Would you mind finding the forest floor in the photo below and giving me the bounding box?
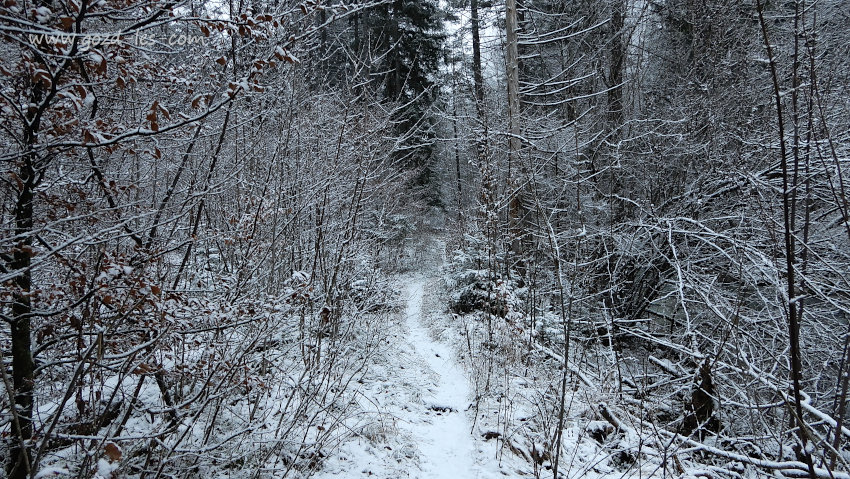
[312,238,533,479]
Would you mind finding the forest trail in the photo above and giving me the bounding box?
[313,239,529,479]
[399,278,479,478]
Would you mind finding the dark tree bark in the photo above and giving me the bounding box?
[471,0,485,112]
[8,163,35,479]
[7,84,40,479]
[608,0,625,128]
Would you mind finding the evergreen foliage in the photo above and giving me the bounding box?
[359,0,447,204]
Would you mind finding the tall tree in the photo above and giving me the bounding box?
[359,0,446,202]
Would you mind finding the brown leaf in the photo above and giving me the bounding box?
[134,363,152,374]
[60,16,74,30]
[104,442,122,461]
[146,101,158,124]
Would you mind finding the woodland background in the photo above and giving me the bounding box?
[1,0,849,477]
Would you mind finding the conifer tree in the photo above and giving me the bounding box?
[359,0,446,203]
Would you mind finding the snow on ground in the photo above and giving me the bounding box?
[312,237,692,479]
[313,274,532,479]
[401,279,480,478]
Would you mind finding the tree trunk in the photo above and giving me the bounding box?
[471,0,485,113]
[451,61,464,225]
[470,0,493,232]
[608,0,625,127]
[506,0,527,277]
[506,0,520,177]
[8,152,36,479]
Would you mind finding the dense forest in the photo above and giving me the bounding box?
[1,0,849,477]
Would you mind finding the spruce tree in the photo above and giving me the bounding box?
[362,0,446,204]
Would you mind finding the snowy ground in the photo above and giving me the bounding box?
[311,236,663,479]
[312,273,533,479]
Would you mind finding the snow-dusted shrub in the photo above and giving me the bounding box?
[444,239,523,319]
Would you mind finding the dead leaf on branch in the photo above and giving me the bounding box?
[104,442,122,461]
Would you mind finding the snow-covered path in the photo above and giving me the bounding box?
[313,271,530,479]
[401,280,478,478]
